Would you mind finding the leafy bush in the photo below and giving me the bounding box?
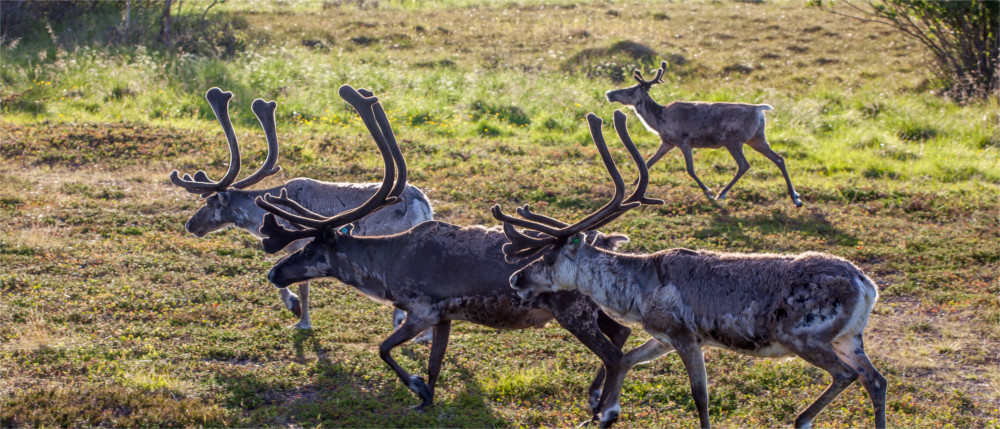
[813,0,999,101]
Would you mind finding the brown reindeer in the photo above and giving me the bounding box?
[606,61,802,206]
[169,88,432,342]
[493,110,885,429]
[254,85,635,417]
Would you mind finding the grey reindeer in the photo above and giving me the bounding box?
[169,88,433,343]
[254,85,638,418]
[606,61,802,206]
[493,111,885,429]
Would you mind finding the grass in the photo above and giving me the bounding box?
[2,0,998,427]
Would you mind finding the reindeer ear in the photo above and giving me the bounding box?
[603,233,630,250]
[216,191,231,206]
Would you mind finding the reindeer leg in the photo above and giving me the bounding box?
[426,320,452,391]
[673,339,711,429]
[552,308,626,424]
[598,338,674,428]
[680,146,713,200]
[716,145,750,201]
[834,334,887,429]
[278,282,311,329]
[790,343,860,429]
[746,136,802,207]
[293,280,311,329]
[592,311,631,413]
[378,315,439,409]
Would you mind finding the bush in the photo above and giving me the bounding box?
[813,0,999,101]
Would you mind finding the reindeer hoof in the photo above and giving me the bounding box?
[289,321,312,330]
[599,405,620,429]
[408,375,433,405]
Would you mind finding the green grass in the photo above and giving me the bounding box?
[2,1,998,428]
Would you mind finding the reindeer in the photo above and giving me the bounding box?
[254,84,638,417]
[606,61,802,207]
[492,112,886,429]
[169,87,433,341]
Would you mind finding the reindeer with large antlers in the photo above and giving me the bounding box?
[494,112,886,429]
[170,88,433,340]
[256,85,643,417]
[607,61,802,206]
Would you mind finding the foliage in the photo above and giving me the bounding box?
[1,1,998,428]
[812,0,1000,101]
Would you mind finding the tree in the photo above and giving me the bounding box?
[813,0,999,101]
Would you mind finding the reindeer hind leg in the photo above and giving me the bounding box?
[790,343,860,429]
[834,334,887,429]
[746,135,801,206]
[378,315,439,409]
[680,145,713,200]
[716,144,751,201]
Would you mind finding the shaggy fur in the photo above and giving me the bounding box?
[511,239,886,429]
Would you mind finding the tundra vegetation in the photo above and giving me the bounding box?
[1,1,997,427]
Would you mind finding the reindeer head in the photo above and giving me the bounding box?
[493,110,663,299]
[171,88,282,237]
[256,85,405,288]
[605,61,667,106]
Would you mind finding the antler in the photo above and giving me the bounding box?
[632,61,667,87]
[255,85,404,253]
[231,98,282,189]
[169,87,243,196]
[492,110,662,261]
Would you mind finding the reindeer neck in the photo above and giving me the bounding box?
[226,189,273,236]
[630,94,667,135]
[319,233,401,303]
[567,246,655,322]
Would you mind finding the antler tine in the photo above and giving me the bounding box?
[576,110,664,233]
[258,212,319,254]
[256,194,331,230]
[254,85,397,237]
[231,98,282,189]
[371,101,406,202]
[632,69,646,86]
[614,110,664,206]
[554,113,635,237]
[491,205,565,238]
[652,61,667,84]
[264,188,328,220]
[516,204,569,228]
[305,84,398,229]
[169,87,242,196]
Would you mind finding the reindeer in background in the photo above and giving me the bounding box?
[254,85,639,418]
[606,61,802,206]
[493,111,885,429]
[169,88,433,343]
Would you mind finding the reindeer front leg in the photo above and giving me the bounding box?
[597,338,675,428]
[679,145,714,200]
[378,314,439,409]
[552,311,626,424]
[278,281,312,329]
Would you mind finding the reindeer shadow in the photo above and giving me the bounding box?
[214,329,507,427]
[697,207,858,249]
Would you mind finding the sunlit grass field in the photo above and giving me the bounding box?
[2,1,998,427]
